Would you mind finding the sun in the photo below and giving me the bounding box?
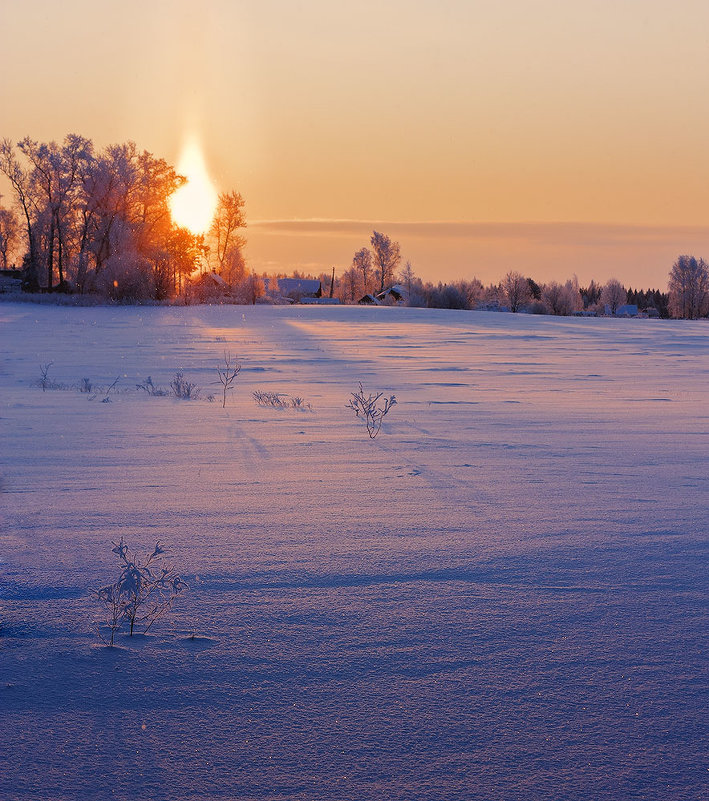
[169,137,219,235]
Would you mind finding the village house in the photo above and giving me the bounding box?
[358,285,407,305]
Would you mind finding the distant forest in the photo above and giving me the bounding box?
[1,135,707,319]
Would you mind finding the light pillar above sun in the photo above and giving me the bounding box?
[169,136,219,235]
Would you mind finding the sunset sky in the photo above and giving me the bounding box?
[2,0,709,286]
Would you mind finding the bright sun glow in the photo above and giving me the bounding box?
[169,137,218,235]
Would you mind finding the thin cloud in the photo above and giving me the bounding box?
[249,219,709,246]
[245,220,709,286]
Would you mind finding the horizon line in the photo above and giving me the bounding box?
[248,219,709,234]
[249,218,709,228]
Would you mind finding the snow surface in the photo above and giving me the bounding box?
[0,302,707,800]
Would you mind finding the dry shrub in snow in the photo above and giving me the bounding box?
[136,376,170,396]
[92,376,120,403]
[346,383,397,438]
[253,390,285,407]
[289,396,312,410]
[170,371,200,399]
[217,351,241,408]
[78,377,121,402]
[96,539,186,645]
[253,390,313,411]
[35,362,59,391]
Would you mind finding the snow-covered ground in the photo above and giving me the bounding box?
[1,303,707,800]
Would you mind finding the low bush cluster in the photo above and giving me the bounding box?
[32,358,401,438]
[252,390,313,411]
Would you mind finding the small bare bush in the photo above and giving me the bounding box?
[253,390,312,411]
[253,390,287,408]
[217,351,241,408]
[289,396,312,411]
[84,377,121,403]
[346,383,396,438]
[136,376,169,396]
[36,362,59,391]
[170,371,200,400]
[96,538,187,645]
[101,377,120,403]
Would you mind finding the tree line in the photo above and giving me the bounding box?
[0,135,248,301]
[1,135,707,317]
[335,232,705,319]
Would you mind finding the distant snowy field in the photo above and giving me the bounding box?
[1,303,707,801]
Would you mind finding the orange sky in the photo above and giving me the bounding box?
[2,0,709,286]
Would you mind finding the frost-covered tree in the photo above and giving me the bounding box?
[668,255,709,319]
[79,142,139,290]
[352,247,373,294]
[15,135,94,290]
[370,230,401,293]
[84,145,184,298]
[0,204,20,270]
[339,265,362,302]
[0,135,233,300]
[133,150,186,288]
[542,279,582,315]
[459,278,484,309]
[398,260,416,295]
[209,190,246,277]
[502,271,531,312]
[242,272,265,304]
[397,261,430,307]
[0,138,42,290]
[580,279,601,308]
[221,242,247,287]
[601,278,626,314]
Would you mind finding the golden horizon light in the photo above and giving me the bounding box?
[169,136,218,235]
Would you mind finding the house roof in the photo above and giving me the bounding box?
[195,271,228,287]
[376,285,406,301]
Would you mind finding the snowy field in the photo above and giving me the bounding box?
[0,302,707,801]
